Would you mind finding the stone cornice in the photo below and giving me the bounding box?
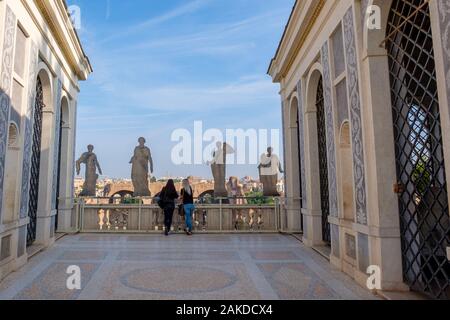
[33,0,92,80]
[268,0,325,83]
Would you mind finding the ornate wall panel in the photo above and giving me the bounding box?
[321,42,339,217]
[19,43,38,219]
[0,6,16,219]
[343,8,368,225]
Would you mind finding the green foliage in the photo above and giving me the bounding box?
[121,198,141,204]
[245,191,274,205]
[412,157,431,196]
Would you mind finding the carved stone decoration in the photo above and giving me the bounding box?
[76,145,102,197]
[344,9,368,225]
[437,1,450,118]
[51,80,62,209]
[209,142,234,197]
[19,43,39,219]
[130,137,153,197]
[296,82,307,209]
[321,42,339,217]
[258,147,282,197]
[0,6,16,217]
[108,209,129,230]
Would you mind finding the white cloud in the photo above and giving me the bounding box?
[100,0,211,43]
[119,75,280,112]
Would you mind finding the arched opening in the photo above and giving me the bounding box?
[55,97,70,230]
[2,122,20,223]
[339,121,354,221]
[289,96,302,229]
[315,77,331,245]
[386,0,450,299]
[27,77,45,246]
[27,69,53,246]
[289,97,301,193]
[109,190,134,204]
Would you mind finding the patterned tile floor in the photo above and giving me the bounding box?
[0,234,379,300]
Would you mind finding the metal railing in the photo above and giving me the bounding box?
[71,196,302,234]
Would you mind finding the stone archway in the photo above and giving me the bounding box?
[303,64,329,246]
[285,94,302,231]
[55,96,71,231]
[27,67,54,246]
[2,121,21,224]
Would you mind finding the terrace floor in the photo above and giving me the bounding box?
[0,233,380,300]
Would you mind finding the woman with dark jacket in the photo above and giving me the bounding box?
[181,179,195,235]
[160,179,179,236]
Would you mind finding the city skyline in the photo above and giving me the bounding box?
[68,0,293,179]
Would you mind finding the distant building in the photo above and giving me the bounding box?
[0,0,92,280]
[268,0,450,298]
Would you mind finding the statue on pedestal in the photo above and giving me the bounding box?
[76,144,102,197]
[258,147,283,197]
[129,137,153,197]
[208,142,234,198]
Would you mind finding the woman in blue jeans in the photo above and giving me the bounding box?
[181,179,195,235]
[160,179,179,236]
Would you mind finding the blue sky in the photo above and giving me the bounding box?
[68,0,294,179]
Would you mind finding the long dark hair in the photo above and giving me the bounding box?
[165,179,177,194]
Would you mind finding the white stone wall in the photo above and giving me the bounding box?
[0,0,89,281]
[273,0,450,292]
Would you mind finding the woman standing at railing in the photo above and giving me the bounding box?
[181,179,195,235]
[160,179,179,236]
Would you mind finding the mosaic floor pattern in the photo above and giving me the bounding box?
[0,234,379,300]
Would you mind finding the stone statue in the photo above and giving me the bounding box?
[258,147,283,197]
[76,144,102,197]
[129,137,153,197]
[208,142,234,197]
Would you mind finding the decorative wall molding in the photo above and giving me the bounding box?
[296,81,307,209]
[268,0,326,82]
[31,0,92,80]
[0,5,16,219]
[321,42,339,217]
[20,43,39,219]
[343,8,368,225]
[51,80,62,210]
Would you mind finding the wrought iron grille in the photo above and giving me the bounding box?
[316,77,331,244]
[27,77,44,247]
[386,0,450,299]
